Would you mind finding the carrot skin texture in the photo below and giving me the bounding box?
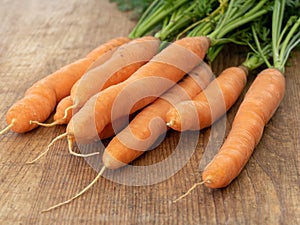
[71,36,160,109]
[202,68,285,188]
[166,66,248,131]
[68,36,210,144]
[53,36,160,126]
[5,37,130,133]
[103,63,214,169]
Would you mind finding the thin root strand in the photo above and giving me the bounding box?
[30,120,61,127]
[67,136,99,157]
[26,133,68,164]
[62,104,76,120]
[29,105,75,127]
[0,119,15,135]
[173,180,206,203]
[42,166,106,213]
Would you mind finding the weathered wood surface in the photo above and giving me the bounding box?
[0,0,299,224]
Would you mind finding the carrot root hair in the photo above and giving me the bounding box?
[0,119,16,135]
[173,180,208,203]
[62,104,76,120]
[67,135,99,157]
[42,166,106,213]
[26,132,69,164]
[29,104,76,127]
[29,120,61,127]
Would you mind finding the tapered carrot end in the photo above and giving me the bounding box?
[0,119,16,135]
[102,150,127,169]
[41,166,106,213]
[173,180,206,203]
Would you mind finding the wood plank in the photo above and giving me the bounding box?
[0,0,299,224]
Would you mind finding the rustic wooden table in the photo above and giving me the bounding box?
[0,0,299,224]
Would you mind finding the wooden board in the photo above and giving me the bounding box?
[0,0,299,224]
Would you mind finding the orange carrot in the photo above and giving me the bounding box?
[202,68,285,188]
[69,36,161,111]
[41,36,161,128]
[166,66,248,131]
[66,36,210,145]
[1,37,130,134]
[103,62,213,169]
[41,61,212,213]
[39,36,209,212]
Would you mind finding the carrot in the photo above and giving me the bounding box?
[31,37,153,128]
[66,36,210,145]
[69,36,161,111]
[201,68,285,188]
[37,36,161,128]
[201,0,299,189]
[166,66,248,131]
[0,37,130,134]
[40,0,273,212]
[174,0,299,201]
[103,62,213,169]
[39,37,209,211]
[41,60,212,212]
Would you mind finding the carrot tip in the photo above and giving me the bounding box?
[0,119,15,135]
[172,180,206,203]
[41,166,106,213]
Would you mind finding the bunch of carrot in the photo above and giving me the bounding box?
[0,0,299,211]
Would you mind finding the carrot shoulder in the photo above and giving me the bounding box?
[4,37,130,133]
[103,62,213,169]
[202,68,285,188]
[166,66,248,131]
[67,36,210,144]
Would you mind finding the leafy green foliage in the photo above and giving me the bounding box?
[110,0,154,20]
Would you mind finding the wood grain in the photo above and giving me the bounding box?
[0,0,299,224]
